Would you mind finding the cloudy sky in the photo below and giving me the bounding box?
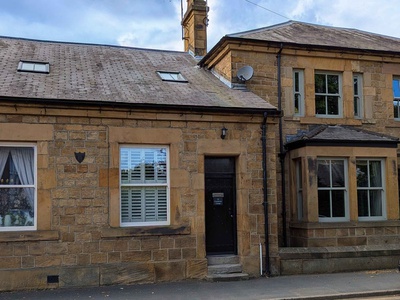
[1,0,400,52]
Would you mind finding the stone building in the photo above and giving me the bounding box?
[199,19,400,274]
[0,25,280,291]
[2,0,400,292]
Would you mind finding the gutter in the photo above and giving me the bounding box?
[0,95,280,117]
[261,111,270,276]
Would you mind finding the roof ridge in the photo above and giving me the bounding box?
[0,35,188,54]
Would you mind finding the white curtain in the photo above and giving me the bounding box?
[0,148,9,179]
[10,148,34,208]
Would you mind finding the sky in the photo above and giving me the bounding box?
[1,0,400,52]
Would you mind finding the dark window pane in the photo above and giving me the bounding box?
[294,72,299,92]
[315,74,326,93]
[318,190,331,217]
[317,160,330,187]
[394,100,399,119]
[332,190,345,217]
[331,160,344,187]
[294,94,300,113]
[356,161,368,187]
[370,190,382,216]
[354,97,359,116]
[327,96,339,115]
[327,75,339,94]
[354,77,359,95]
[357,190,369,216]
[315,95,326,114]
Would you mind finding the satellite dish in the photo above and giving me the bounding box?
[237,65,254,82]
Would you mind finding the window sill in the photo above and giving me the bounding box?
[0,230,59,242]
[101,224,191,238]
[290,220,400,229]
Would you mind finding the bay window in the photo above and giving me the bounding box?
[120,146,169,226]
[0,145,36,231]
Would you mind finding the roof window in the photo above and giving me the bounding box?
[157,71,187,82]
[18,61,50,74]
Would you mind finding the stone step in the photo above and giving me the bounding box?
[207,255,239,265]
[206,272,249,282]
[208,263,243,275]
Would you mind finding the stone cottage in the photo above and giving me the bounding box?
[0,22,280,291]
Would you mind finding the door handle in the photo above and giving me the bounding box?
[228,208,233,218]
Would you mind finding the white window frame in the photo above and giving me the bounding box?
[157,71,187,83]
[317,158,349,222]
[119,145,170,227]
[0,143,37,231]
[293,69,305,116]
[393,77,400,120]
[356,159,386,221]
[314,72,342,118]
[17,61,50,74]
[353,73,363,119]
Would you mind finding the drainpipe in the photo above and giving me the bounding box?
[261,111,270,276]
[277,44,287,247]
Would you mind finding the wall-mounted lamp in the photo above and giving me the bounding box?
[221,126,228,139]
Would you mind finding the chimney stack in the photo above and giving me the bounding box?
[181,0,208,57]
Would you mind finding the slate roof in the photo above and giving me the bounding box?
[0,36,277,113]
[285,125,399,150]
[227,20,400,53]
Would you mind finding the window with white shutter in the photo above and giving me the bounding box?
[120,146,169,226]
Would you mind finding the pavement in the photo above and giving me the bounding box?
[1,269,400,300]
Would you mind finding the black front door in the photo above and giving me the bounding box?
[205,157,237,254]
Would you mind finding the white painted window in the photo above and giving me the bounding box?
[0,144,37,231]
[356,159,386,220]
[120,146,169,226]
[157,71,187,82]
[393,77,400,119]
[18,61,49,73]
[353,74,363,118]
[293,69,304,116]
[317,158,349,222]
[315,72,342,117]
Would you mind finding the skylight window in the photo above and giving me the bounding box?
[18,61,50,74]
[157,71,187,82]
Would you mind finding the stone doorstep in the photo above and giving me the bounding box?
[208,263,243,275]
[206,273,249,282]
[207,255,239,265]
[206,255,249,281]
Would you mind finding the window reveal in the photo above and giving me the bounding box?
[120,146,169,226]
[0,146,36,230]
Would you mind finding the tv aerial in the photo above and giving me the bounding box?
[237,65,254,82]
